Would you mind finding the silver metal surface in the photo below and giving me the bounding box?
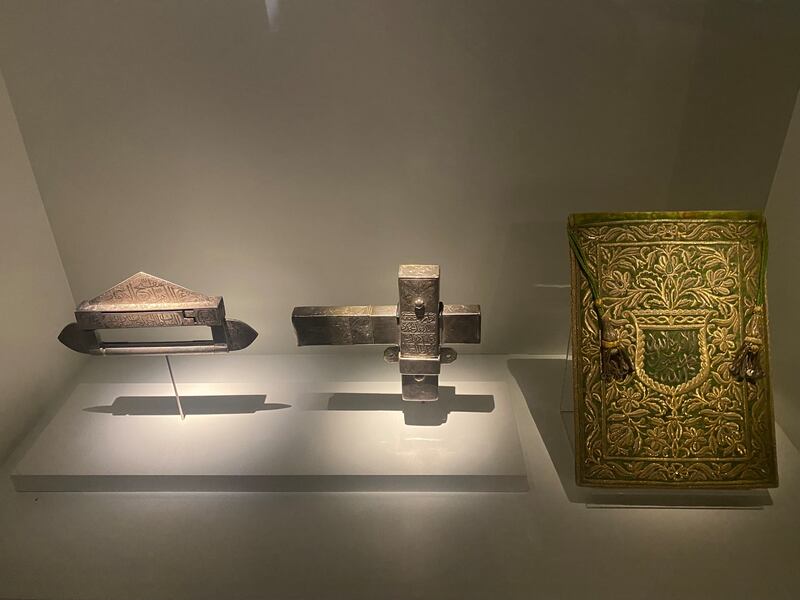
[292,265,481,401]
[58,272,258,355]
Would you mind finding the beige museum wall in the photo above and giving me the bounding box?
[0,69,85,461]
[0,1,798,356]
[766,90,800,451]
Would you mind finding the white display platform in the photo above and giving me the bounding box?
[12,354,527,492]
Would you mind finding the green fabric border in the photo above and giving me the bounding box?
[569,210,764,228]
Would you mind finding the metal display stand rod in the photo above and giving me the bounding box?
[165,355,185,420]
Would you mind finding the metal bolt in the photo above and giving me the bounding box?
[383,346,400,363]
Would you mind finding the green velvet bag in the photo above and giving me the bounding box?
[568,211,777,488]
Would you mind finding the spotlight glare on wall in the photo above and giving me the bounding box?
[265,0,280,32]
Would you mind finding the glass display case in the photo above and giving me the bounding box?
[0,2,798,599]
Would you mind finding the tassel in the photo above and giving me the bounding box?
[597,301,633,381]
[730,306,765,381]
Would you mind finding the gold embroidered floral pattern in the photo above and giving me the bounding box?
[570,213,777,488]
